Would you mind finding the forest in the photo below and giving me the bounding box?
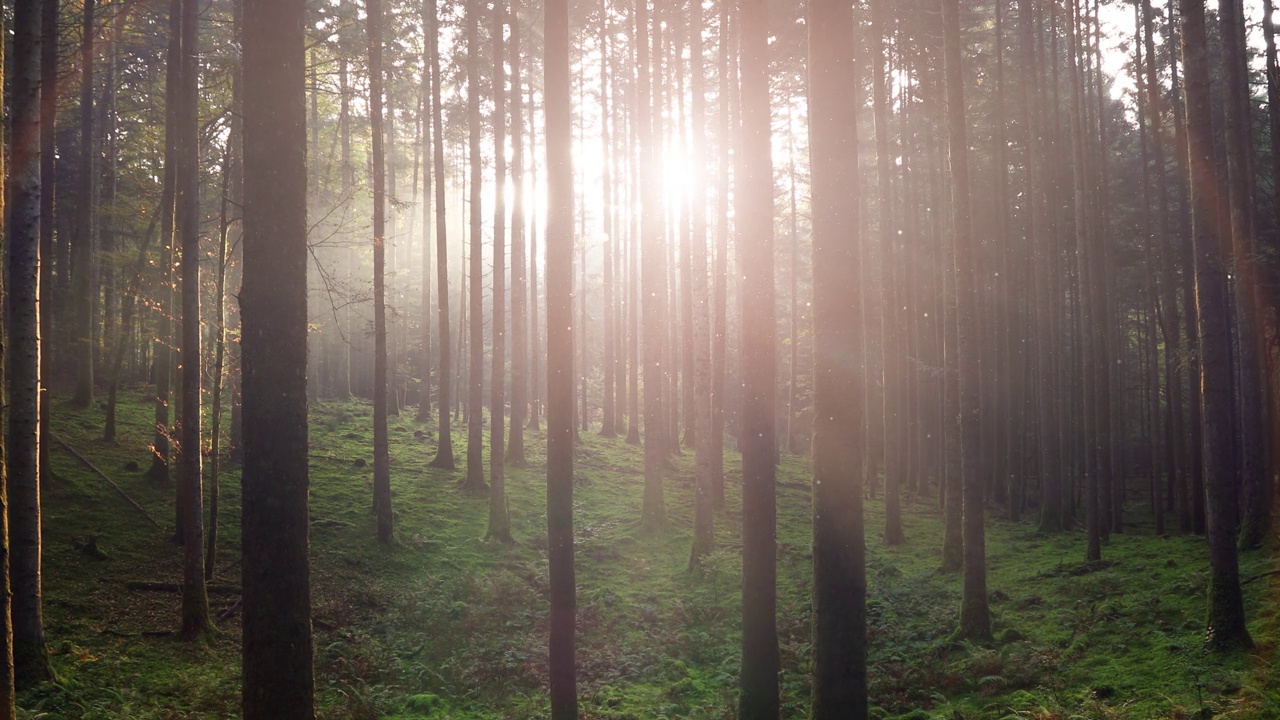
[0,0,1279,717]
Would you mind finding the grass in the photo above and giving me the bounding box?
[22,388,1280,719]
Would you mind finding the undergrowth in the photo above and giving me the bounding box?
[25,390,1280,719]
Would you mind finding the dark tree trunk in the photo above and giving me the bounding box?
[1181,0,1252,650]
[8,0,53,690]
[808,0,867,715]
[0,39,18,703]
[1023,0,1063,533]
[176,0,214,641]
[240,0,316,711]
[38,0,57,489]
[1218,0,1269,552]
[71,0,97,409]
[943,0,991,642]
[738,0,780,714]
[545,0,579,715]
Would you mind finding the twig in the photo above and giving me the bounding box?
[126,581,242,595]
[50,432,162,529]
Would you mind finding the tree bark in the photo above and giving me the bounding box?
[1181,0,1252,650]
[240,0,316,709]
[7,0,53,689]
[545,0,578,715]
[738,0,779,714]
[808,0,867,714]
[176,0,214,641]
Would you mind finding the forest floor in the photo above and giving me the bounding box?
[20,389,1280,719]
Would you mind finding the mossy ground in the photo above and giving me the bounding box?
[23,390,1280,719]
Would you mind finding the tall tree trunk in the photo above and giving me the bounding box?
[1181,0,1252,650]
[1069,0,1103,563]
[545,0,579,715]
[709,0,732,505]
[0,14,18,705]
[943,0,991,642]
[530,109,543,433]
[738,0,779,714]
[639,0,667,533]
[487,0,512,541]
[508,2,529,464]
[1146,0,1184,536]
[1023,0,1063,532]
[148,0,182,485]
[688,0,714,570]
[369,0,394,541]
[71,0,97,409]
[601,4,616,438]
[1219,0,1269,551]
[8,0,53,689]
[871,0,905,547]
[38,0,58,491]
[428,0,456,469]
[176,0,213,641]
[417,22,434,421]
[240,0,316,709]
[463,0,489,496]
[206,145,233,580]
[809,0,867,714]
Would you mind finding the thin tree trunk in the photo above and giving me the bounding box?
[71,0,98,409]
[688,0,714,570]
[487,0,512,541]
[463,0,489,495]
[639,0,667,533]
[508,3,529,464]
[369,0,394,541]
[428,0,456,469]
[943,0,991,641]
[206,144,234,580]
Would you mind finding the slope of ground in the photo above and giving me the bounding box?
[20,391,1280,719]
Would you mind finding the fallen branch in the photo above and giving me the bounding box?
[217,598,242,622]
[1242,569,1280,585]
[50,432,162,529]
[126,581,242,595]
